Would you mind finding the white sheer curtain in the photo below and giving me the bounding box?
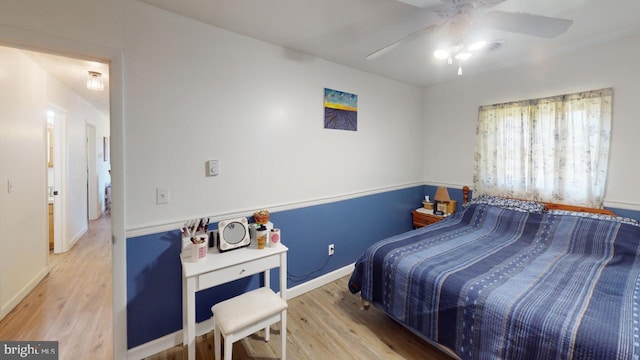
[473,88,612,208]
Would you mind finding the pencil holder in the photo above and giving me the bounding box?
[190,235,208,262]
[191,242,207,262]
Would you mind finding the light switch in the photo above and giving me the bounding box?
[206,160,219,177]
[156,187,169,204]
[7,179,15,193]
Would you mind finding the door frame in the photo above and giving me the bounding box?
[3,37,126,359]
[86,122,100,220]
[48,106,66,255]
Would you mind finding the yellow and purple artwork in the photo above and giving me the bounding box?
[324,88,357,131]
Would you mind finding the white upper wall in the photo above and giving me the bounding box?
[123,2,425,229]
[422,33,640,209]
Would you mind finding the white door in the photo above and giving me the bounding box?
[86,123,99,220]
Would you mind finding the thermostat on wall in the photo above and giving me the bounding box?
[206,159,220,177]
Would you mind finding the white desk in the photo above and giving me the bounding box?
[181,243,288,360]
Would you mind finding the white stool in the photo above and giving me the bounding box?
[211,287,287,360]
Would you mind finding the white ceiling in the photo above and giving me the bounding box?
[12,0,640,115]
[18,48,110,116]
[138,0,640,87]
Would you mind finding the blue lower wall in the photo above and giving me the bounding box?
[607,207,640,222]
[126,185,424,348]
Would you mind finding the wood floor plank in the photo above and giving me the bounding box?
[147,276,454,360]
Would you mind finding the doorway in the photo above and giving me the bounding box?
[46,107,65,254]
[0,18,123,349]
[0,43,112,333]
[87,123,99,220]
[16,46,112,254]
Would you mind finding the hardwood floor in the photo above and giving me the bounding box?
[147,276,455,360]
[0,213,113,360]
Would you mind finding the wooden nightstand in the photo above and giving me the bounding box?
[412,210,444,229]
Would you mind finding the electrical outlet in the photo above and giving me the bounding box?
[328,244,335,256]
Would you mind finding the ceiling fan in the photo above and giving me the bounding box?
[366,0,573,63]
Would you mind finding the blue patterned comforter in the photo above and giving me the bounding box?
[348,203,640,360]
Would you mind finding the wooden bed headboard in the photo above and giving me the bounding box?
[462,185,616,216]
[542,202,616,216]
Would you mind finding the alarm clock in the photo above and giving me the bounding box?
[217,217,251,252]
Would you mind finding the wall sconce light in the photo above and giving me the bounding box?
[86,71,104,91]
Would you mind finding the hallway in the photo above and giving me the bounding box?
[0,213,113,359]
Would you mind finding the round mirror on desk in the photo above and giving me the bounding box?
[218,217,251,251]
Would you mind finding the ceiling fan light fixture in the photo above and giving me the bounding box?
[467,40,487,51]
[86,71,104,92]
[455,52,472,60]
[433,49,450,59]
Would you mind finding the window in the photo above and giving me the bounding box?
[473,88,612,208]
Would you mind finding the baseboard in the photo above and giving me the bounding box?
[0,266,49,321]
[126,263,355,360]
[90,208,103,221]
[126,329,182,360]
[64,225,88,252]
[286,263,355,299]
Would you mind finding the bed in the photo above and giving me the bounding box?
[348,192,640,360]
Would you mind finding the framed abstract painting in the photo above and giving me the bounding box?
[324,88,357,131]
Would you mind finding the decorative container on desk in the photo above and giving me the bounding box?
[192,241,208,261]
[270,228,281,246]
[253,209,270,224]
[249,221,273,245]
[184,234,209,262]
[256,225,268,249]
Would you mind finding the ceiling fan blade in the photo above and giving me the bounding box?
[366,24,439,60]
[479,10,573,38]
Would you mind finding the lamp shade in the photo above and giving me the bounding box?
[434,186,451,202]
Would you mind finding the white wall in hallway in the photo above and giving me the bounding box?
[0,47,49,319]
[44,65,109,248]
[0,46,111,319]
